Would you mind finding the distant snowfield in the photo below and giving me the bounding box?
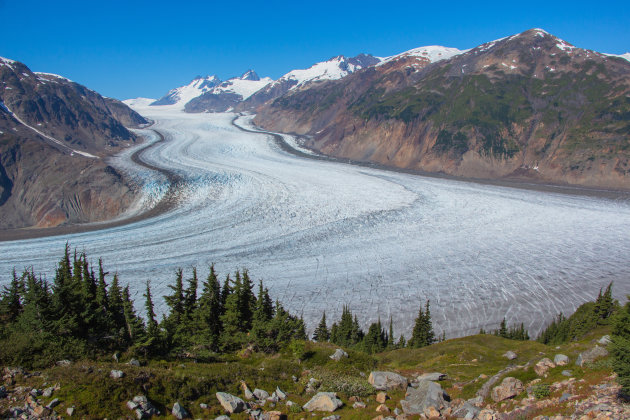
[2,106,630,338]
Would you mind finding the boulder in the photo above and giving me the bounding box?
[576,345,609,366]
[240,381,254,400]
[66,407,75,416]
[368,371,408,390]
[491,377,523,402]
[424,405,440,418]
[47,398,60,409]
[216,392,246,414]
[353,401,367,409]
[302,392,343,412]
[452,402,480,419]
[400,381,449,415]
[275,387,287,400]
[253,388,270,400]
[554,354,569,366]
[110,370,125,379]
[42,386,54,398]
[215,416,230,420]
[503,351,517,360]
[128,358,141,367]
[598,335,611,345]
[559,392,573,402]
[329,348,349,361]
[321,416,341,420]
[127,396,159,419]
[417,372,447,382]
[56,360,72,366]
[561,370,573,377]
[265,411,284,420]
[199,403,208,409]
[534,358,555,376]
[172,402,190,419]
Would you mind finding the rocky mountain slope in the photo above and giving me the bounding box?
[238,54,382,111]
[0,57,149,229]
[184,70,273,112]
[254,29,630,190]
[151,75,221,107]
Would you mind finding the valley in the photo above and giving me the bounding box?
[1,104,629,339]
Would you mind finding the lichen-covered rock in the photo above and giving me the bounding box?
[491,377,524,402]
[368,371,408,390]
[302,392,343,412]
[534,358,555,376]
[554,354,569,366]
[216,392,246,414]
[400,381,449,415]
[576,345,609,366]
[503,351,517,360]
[253,388,270,400]
[417,372,447,382]
[110,369,124,379]
[329,348,349,361]
[171,402,190,419]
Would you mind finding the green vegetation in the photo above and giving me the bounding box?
[537,282,618,345]
[611,294,630,395]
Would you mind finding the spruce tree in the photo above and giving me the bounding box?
[194,264,223,349]
[424,300,435,345]
[220,274,232,313]
[313,312,330,342]
[108,274,126,336]
[410,303,426,348]
[184,267,198,317]
[0,269,24,324]
[122,285,145,344]
[143,280,160,347]
[387,316,395,349]
[611,295,630,394]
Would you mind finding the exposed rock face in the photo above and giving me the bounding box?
[255,28,630,190]
[491,377,524,402]
[368,371,408,390]
[303,392,343,412]
[0,56,148,230]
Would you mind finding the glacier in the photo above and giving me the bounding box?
[1,105,629,339]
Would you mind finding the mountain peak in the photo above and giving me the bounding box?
[240,70,260,81]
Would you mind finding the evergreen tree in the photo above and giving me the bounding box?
[184,267,198,317]
[498,318,508,338]
[51,245,82,337]
[108,274,126,337]
[611,295,630,395]
[220,274,232,313]
[143,280,160,347]
[313,312,330,342]
[164,268,185,327]
[397,333,406,348]
[96,259,109,310]
[0,269,24,324]
[387,316,395,349]
[194,264,223,350]
[424,300,435,345]
[219,285,247,351]
[410,300,434,348]
[122,286,145,344]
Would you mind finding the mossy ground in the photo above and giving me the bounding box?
[0,327,618,419]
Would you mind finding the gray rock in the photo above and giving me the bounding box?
[452,402,480,419]
[329,348,349,361]
[291,375,298,382]
[275,387,286,400]
[30,388,41,397]
[128,358,141,367]
[417,372,447,382]
[467,396,483,406]
[368,371,408,390]
[113,352,119,362]
[503,351,517,360]
[400,381,449,415]
[253,388,269,400]
[353,401,366,409]
[47,398,60,409]
[598,335,611,345]
[267,393,279,403]
[561,370,573,377]
[129,395,160,419]
[576,345,609,366]
[240,381,254,400]
[42,386,54,398]
[199,403,208,409]
[216,392,246,414]
[110,369,125,379]
[559,392,573,402]
[56,360,72,366]
[215,416,230,420]
[66,407,75,416]
[554,354,569,366]
[127,401,139,411]
[303,392,343,412]
[172,402,190,419]
[322,416,341,420]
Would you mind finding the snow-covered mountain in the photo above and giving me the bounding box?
[377,45,465,67]
[151,75,221,107]
[241,54,381,110]
[184,70,273,112]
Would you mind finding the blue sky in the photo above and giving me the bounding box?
[1,0,628,100]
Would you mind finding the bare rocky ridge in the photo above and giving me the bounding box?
[254,29,630,190]
[0,57,149,229]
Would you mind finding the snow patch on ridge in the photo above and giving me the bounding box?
[379,46,464,65]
